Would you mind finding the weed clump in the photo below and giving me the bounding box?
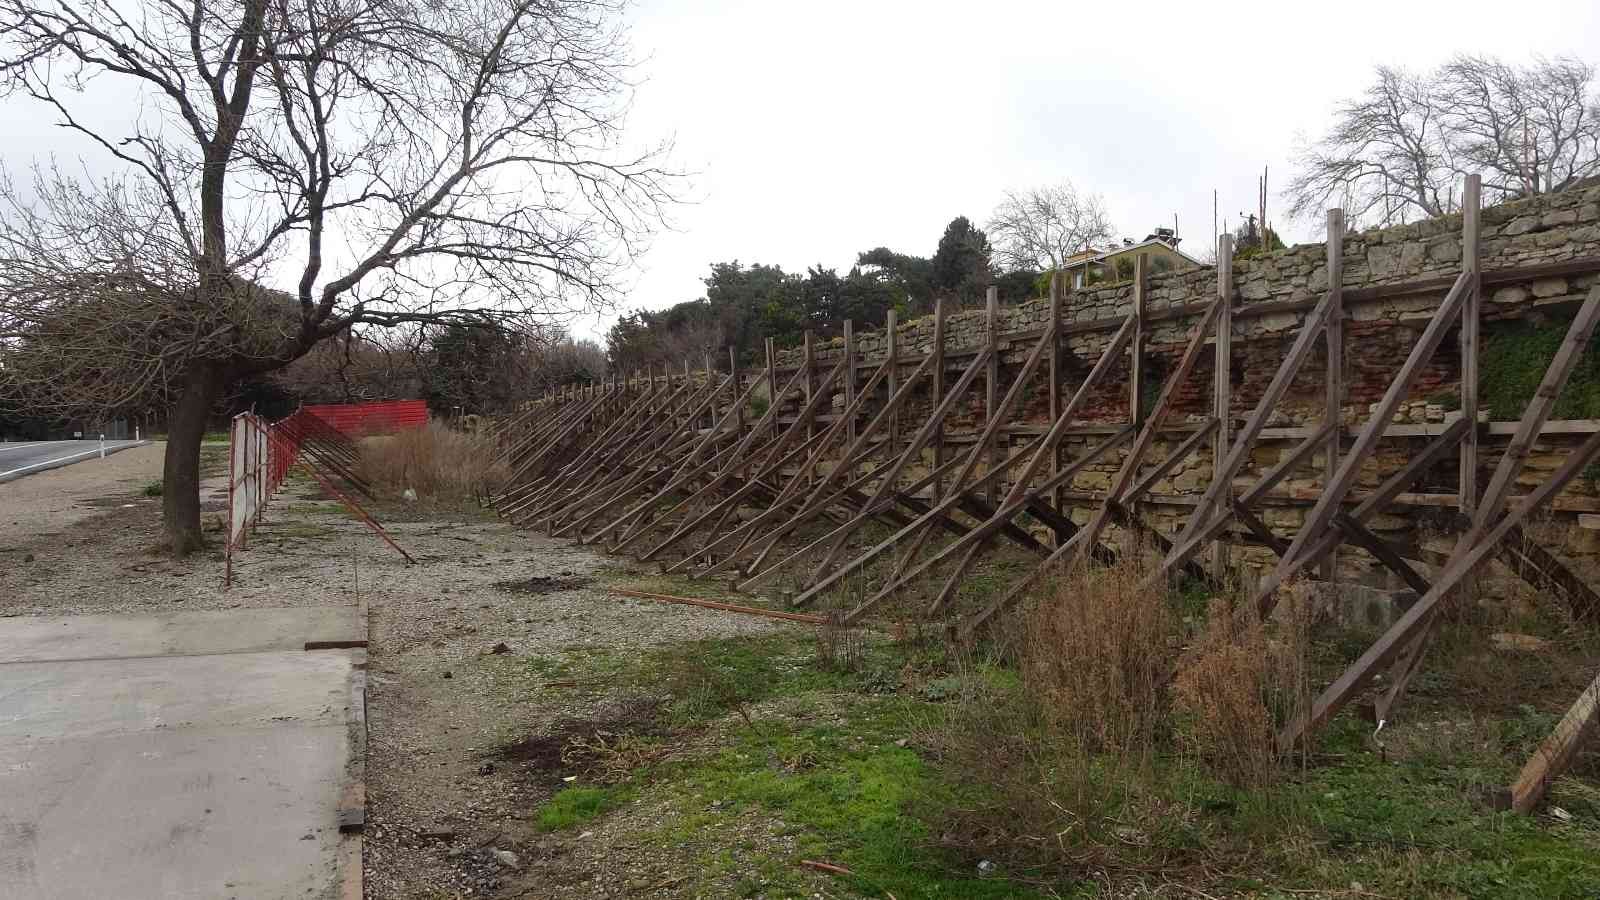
[1024,559,1177,757]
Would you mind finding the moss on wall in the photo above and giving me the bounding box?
[1480,320,1600,420]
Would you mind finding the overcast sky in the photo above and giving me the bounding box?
[2,0,1597,348]
[574,0,1600,342]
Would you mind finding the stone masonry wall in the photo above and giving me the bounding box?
[755,183,1600,591]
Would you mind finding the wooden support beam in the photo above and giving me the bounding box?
[1213,235,1234,575]
[1274,270,1472,579]
[1322,209,1345,582]
[1495,526,1600,622]
[1281,398,1600,749]
[765,338,778,442]
[1243,417,1470,617]
[1161,283,1341,577]
[1078,298,1226,567]
[1131,253,1148,427]
[985,288,1000,506]
[710,350,991,584]
[1232,500,1288,558]
[1498,669,1600,814]
[1461,175,1482,519]
[1125,418,1219,507]
[1333,513,1433,595]
[886,309,901,457]
[843,320,857,450]
[933,298,947,503]
[1048,274,1065,544]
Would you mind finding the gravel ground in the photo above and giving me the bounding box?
[0,460,820,899]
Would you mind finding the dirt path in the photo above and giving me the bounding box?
[0,466,815,899]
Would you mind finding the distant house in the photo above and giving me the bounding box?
[1062,227,1202,288]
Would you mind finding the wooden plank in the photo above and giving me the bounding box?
[883,310,899,457]
[843,320,857,450]
[1243,417,1470,617]
[1496,525,1600,622]
[1076,295,1226,570]
[1281,420,1600,748]
[1273,270,1472,578]
[1048,275,1064,544]
[1233,500,1288,557]
[1322,209,1345,582]
[1214,235,1234,574]
[1131,253,1148,427]
[1461,175,1482,518]
[1165,283,1341,565]
[986,289,1000,506]
[933,298,947,502]
[1499,669,1600,814]
[1334,513,1433,595]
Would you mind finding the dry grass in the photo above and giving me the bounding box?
[1172,592,1311,788]
[1024,557,1177,759]
[357,422,508,500]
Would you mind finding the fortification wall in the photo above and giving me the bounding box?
[759,183,1600,592]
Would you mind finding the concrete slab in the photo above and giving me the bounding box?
[0,609,364,900]
[0,605,364,663]
[0,650,354,742]
[0,724,348,900]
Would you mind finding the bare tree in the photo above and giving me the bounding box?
[0,0,675,552]
[1289,55,1600,227]
[985,181,1114,272]
[1439,55,1600,198]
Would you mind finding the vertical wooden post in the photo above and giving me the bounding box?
[803,330,817,484]
[1460,175,1482,518]
[1131,254,1148,427]
[729,348,742,421]
[932,298,946,502]
[1048,273,1065,545]
[1128,256,1148,554]
[1213,235,1234,575]
[986,287,1000,506]
[843,320,857,448]
[1321,209,1345,582]
[704,350,716,427]
[765,338,778,441]
[886,310,900,456]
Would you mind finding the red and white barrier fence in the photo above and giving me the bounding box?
[225,403,415,586]
[226,412,295,585]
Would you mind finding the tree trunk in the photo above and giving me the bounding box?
[162,363,220,556]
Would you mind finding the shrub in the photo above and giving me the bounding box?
[357,421,507,500]
[1023,557,1177,758]
[1171,585,1313,789]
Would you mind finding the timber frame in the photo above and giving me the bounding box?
[492,177,1600,814]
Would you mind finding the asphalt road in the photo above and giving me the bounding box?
[0,440,146,484]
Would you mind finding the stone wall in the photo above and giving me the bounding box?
[754,182,1600,591]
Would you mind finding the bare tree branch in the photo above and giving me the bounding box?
[986,181,1114,273]
[1289,55,1600,228]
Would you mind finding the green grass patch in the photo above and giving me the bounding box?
[655,699,1041,898]
[536,785,627,831]
[141,480,163,497]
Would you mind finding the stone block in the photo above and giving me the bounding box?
[1531,276,1569,298]
[1504,215,1540,236]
